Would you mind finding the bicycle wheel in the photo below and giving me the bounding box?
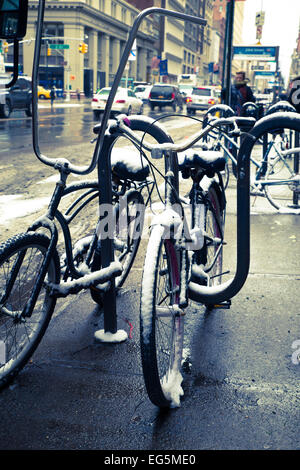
[114,189,145,288]
[192,184,224,287]
[204,185,224,284]
[221,161,230,189]
[140,225,184,408]
[0,232,60,390]
[264,151,300,210]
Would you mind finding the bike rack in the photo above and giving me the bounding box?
[30,3,207,339]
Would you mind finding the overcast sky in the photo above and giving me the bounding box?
[242,0,300,84]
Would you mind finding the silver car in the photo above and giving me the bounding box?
[92,87,144,118]
[186,86,219,115]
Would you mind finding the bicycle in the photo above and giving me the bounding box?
[203,104,300,211]
[0,114,178,390]
[120,111,300,408]
[0,4,210,391]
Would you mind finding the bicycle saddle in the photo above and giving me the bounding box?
[178,149,226,176]
[111,149,150,182]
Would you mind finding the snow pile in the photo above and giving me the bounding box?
[161,369,184,408]
[94,329,128,343]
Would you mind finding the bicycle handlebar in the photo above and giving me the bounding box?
[117,115,256,155]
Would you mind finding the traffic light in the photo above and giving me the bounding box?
[47,47,51,56]
[3,41,8,53]
[78,43,88,53]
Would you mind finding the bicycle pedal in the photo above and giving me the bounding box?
[210,300,231,309]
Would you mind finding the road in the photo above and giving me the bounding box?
[0,100,299,452]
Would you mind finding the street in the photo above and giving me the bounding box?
[0,102,299,451]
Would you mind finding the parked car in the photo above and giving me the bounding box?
[148,83,183,111]
[37,85,51,99]
[186,86,219,114]
[133,84,152,103]
[0,75,32,118]
[91,87,144,118]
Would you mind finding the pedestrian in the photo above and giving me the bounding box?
[288,76,300,113]
[230,71,256,115]
[76,88,81,101]
[50,86,56,111]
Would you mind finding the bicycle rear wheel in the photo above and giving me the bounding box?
[140,225,184,408]
[114,189,145,288]
[192,184,224,287]
[0,233,60,390]
[264,152,300,210]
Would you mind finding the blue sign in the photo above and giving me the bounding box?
[254,71,275,77]
[159,59,168,76]
[233,46,278,60]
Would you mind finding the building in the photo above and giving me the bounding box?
[212,0,245,84]
[289,19,300,84]
[19,0,157,95]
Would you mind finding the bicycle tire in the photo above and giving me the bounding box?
[0,232,60,390]
[221,162,230,189]
[264,151,299,211]
[140,225,184,408]
[191,184,224,287]
[61,183,144,302]
[242,113,300,211]
[113,189,145,288]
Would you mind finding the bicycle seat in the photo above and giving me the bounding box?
[178,149,226,176]
[111,149,150,182]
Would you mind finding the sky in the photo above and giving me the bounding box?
[242,0,300,84]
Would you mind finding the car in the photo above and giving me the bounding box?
[186,86,219,115]
[91,87,144,118]
[37,85,51,99]
[133,84,152,103]
[0,75,32,118]
[178,84,194,103]
[148,83,183,111]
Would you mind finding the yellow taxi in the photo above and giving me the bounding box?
[37,86,51,99]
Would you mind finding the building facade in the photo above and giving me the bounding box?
[289,20,300,84]
[21,0,156,95]
[3,0,248,93]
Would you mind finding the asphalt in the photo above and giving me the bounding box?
[0,157,299,454]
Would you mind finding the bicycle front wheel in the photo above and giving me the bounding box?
[0,233,60,390]
[140,225,184,408]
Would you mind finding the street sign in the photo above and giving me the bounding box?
[254,71,275,78]
[128,39,136,61]
[233,46,278,61]
[159,59,168,76]
[49,44,70,49]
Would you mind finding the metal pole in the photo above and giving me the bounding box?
[224,0,235,106]
[293,131,299,207]
[221,0,230,92]
[65,46,70,101]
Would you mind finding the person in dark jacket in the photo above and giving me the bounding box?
[288,76,300,113]
[231,71,256,115]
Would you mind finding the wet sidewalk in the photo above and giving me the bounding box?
[0,166,299,451]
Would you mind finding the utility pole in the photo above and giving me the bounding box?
[224,0,235,106]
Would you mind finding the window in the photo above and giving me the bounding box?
[111,2,116,17]
[121,7,127,23]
